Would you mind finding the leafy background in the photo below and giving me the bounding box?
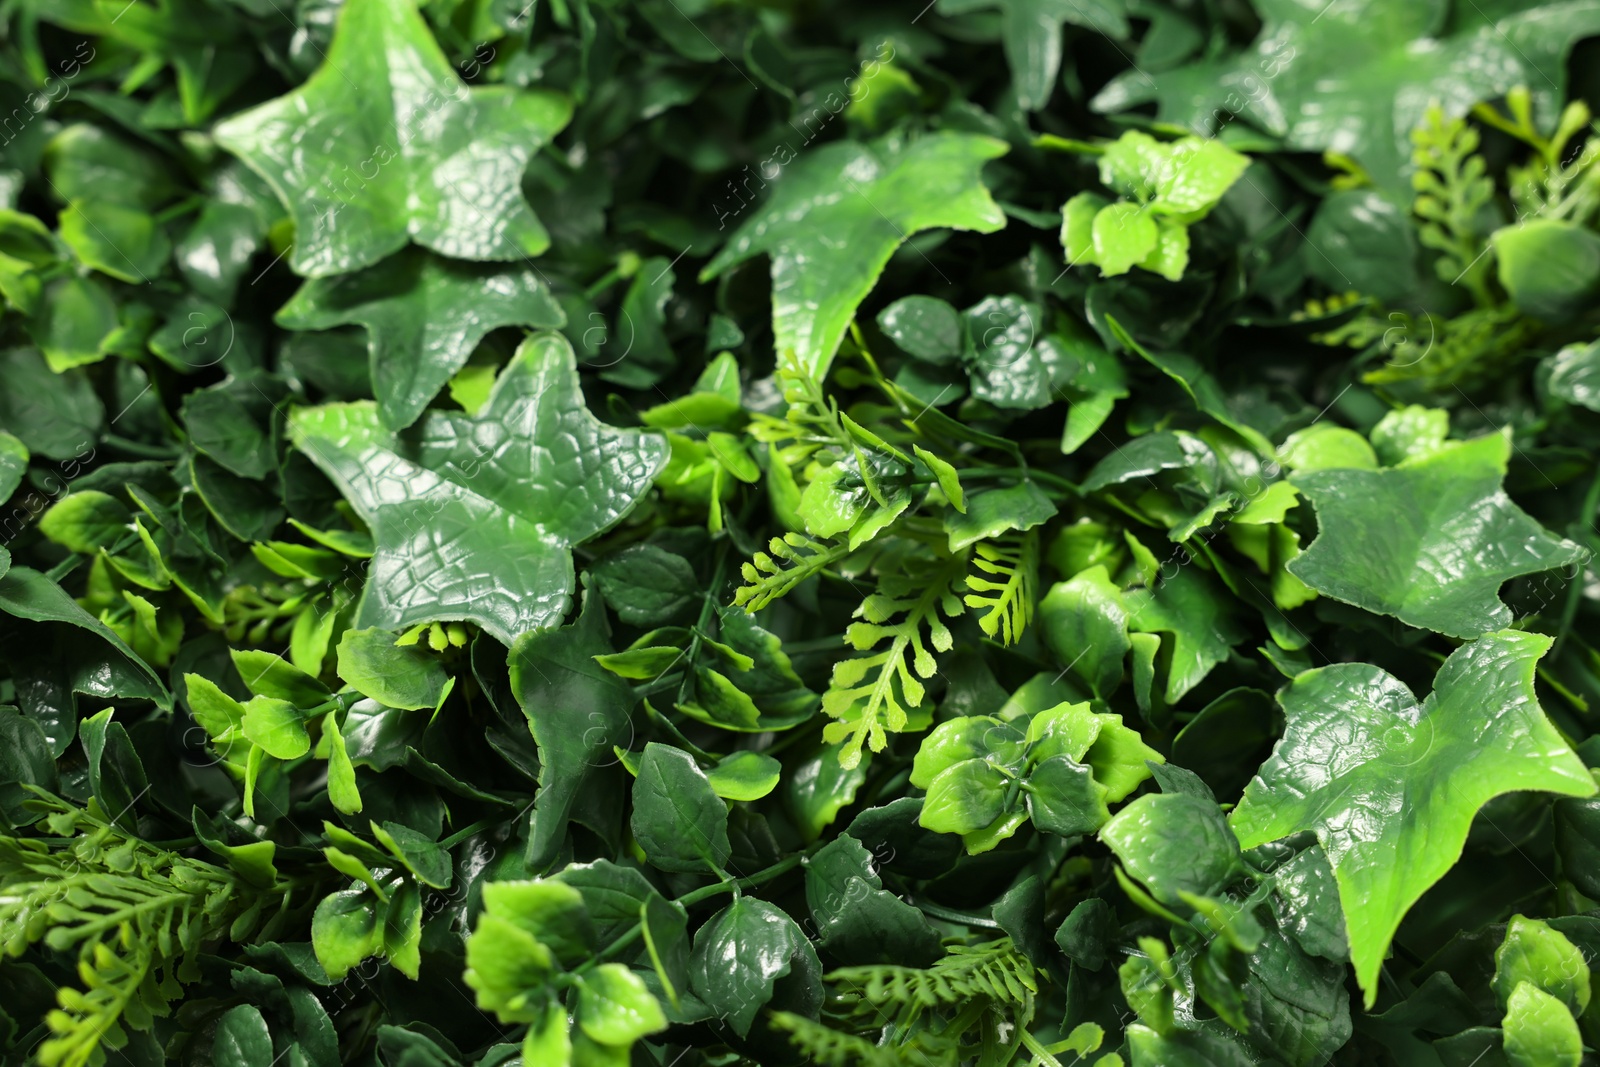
[1,0,1600,1065]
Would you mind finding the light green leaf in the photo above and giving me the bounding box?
[311,888,383,982]
[920,758,1009,836]
[291,332,667,644]
[1503,982,1582,1067]
[278,248,564,428]
[1277,424,1378,474]
[241,696,310,760]
[1287,433,1586,638]
[706,751,782,801]
[337,627,450,711]
[38,490,130,555]
[1152,138,1251,216]
[576,964,667,1047]
[213,0,572,277]
[1092,202,1158,276]
[1494,915,1590,1015]
[1229,631,1597,1006]
[701,133,1008,377]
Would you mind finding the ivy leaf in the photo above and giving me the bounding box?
[1092,0,1600,191]
[289,332,667,644]
[936,0,1127,110]
[212,0,572,277]
[701,132,1008,377]
[277,249,565,430]
[1229,630,1597,1006]
[1287,433,1586,639]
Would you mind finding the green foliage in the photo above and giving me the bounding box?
[2,1,1600,1066]
[1055,130,1251,280]
[0,794,284,1067]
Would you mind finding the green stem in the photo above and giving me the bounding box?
[1019,1028,1065,1067]
[577,848,816,975]
[910,899,1002,929]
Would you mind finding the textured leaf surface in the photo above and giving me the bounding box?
[278,249,564,429]
[213,0,571,276]
[701,133,1008,376]
[1230,631,1596,1005]
[1288,434,1586,638]
[290,332,667,644]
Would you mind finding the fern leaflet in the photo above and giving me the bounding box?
[963,532,1037,646]
[734,532,851,611]
[1410,103,1494,303]
[0,794,279,1067]
[822,551,967,768]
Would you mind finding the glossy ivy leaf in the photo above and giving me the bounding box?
[1040,564,1128,700]
[936,0,1127,110]
[0,347,104,461]
[1093,0,1600,192]
[878,295,961,362]
[0,565,168,707]
[631,742,730,875]
[1230,630,1597,1006]
[213,0,572,276]
[277,249,565,429]
[1288,433,1586,639]
[701,132,1008,377]
[212,1005,273,1066]
[290,332,667,644]
[687,897,822,1038]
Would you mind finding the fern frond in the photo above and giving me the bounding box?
[769,1012,907,1067]
[829,938,1038,1012]
[963,532,1038,646]
[734,532,850,611]
[0,796,271,1067]
[821,551,967,768]
[1410,103,1494,303]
